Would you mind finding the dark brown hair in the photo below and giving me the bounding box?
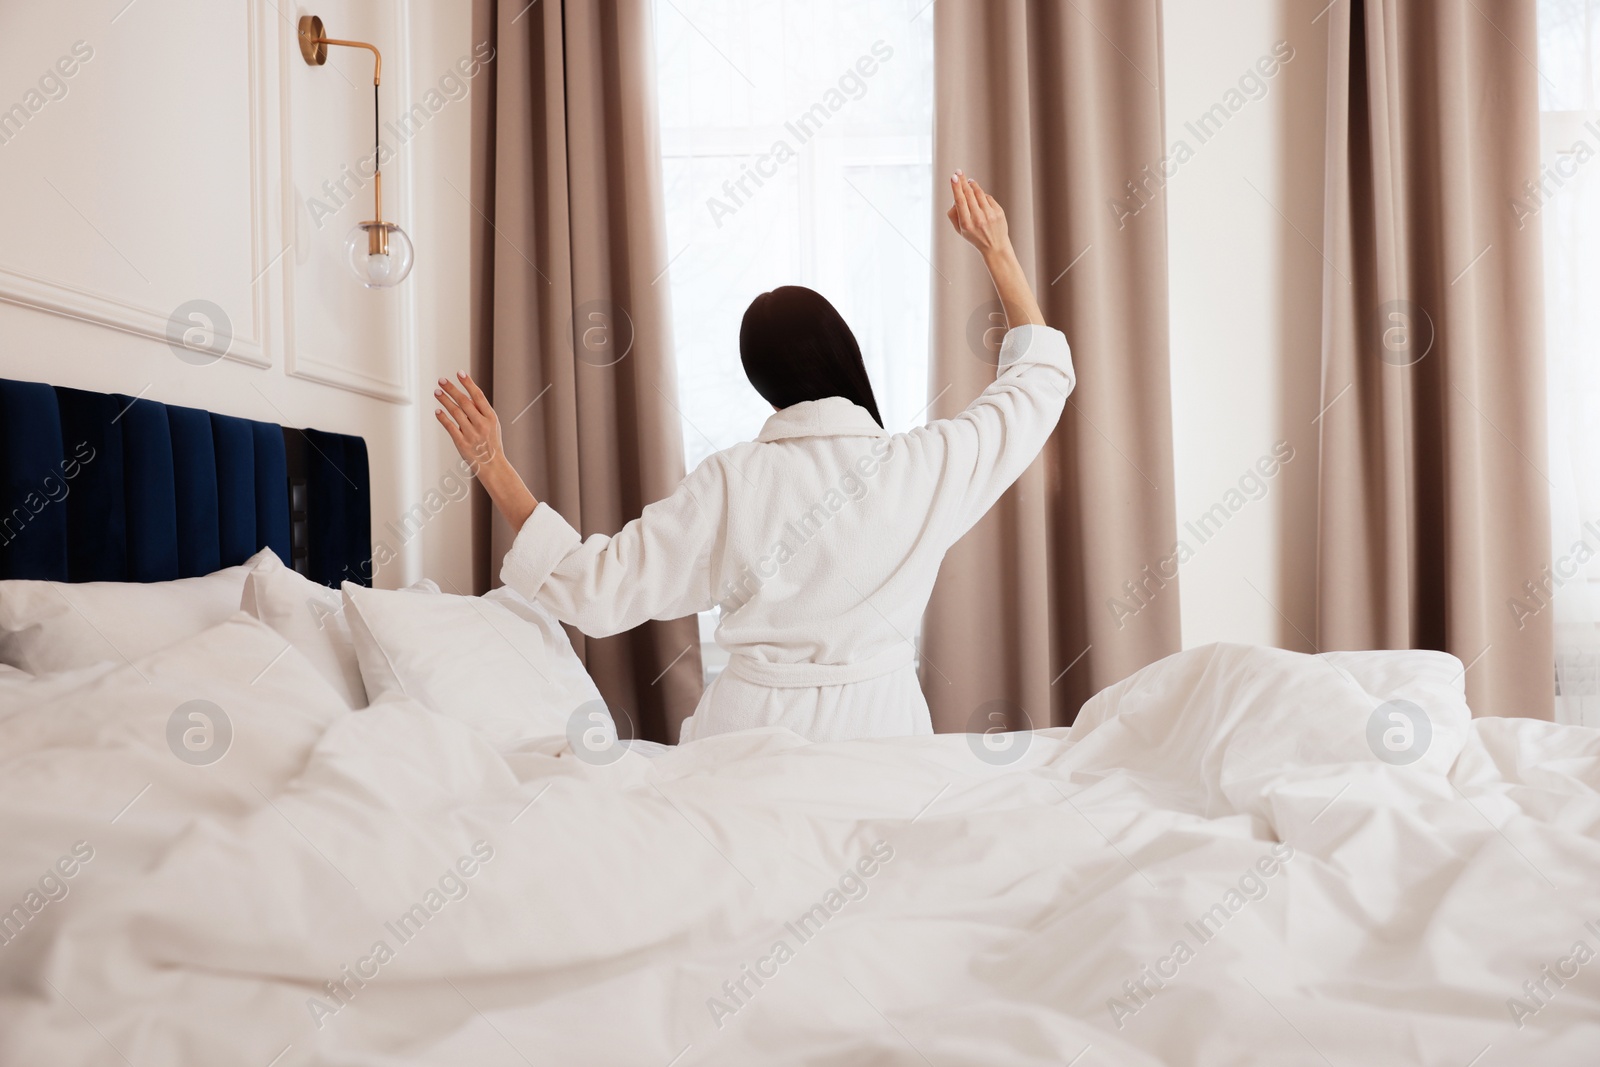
[739,286,883,428]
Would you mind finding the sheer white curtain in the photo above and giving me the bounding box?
[652,0,934,680]
[1538,0,1600,726]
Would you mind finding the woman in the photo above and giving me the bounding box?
[435,173,1074,742]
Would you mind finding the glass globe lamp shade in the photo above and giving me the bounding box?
[344,221,414,288]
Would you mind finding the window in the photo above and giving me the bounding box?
[1536,0,1600,726]
[653,0,935,680]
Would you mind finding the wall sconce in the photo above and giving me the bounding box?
[298,15,414,289]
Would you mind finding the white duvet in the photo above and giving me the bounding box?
[0,618,1596,1066]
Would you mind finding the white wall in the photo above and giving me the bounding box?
[0,0,477,592]
[1162,0,1328,651]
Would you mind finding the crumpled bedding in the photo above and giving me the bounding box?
[0,628,1595,1066]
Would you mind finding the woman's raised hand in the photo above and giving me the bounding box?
[435,371,504,473]
[947,170,1010,258]
[947,169,1046,329]
[435,371,539,532]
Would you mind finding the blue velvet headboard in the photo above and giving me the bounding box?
[0,378,372,587]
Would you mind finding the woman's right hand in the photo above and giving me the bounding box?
[436,371,505,473]
[947,170,1010,258]
[436,371,539,532]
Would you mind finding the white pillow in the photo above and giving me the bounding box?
[239,552,442,709]
[0,550,273,675]
[239,551,366,708]
[341,581,605,750]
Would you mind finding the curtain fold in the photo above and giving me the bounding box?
[923,0,1181,732]
[469,0,703,742]
[1318,0,1552,719]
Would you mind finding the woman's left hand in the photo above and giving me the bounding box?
[947,170,1010,258]
[435,371,504,473]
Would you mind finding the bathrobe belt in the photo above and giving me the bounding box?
[723,644,917,689]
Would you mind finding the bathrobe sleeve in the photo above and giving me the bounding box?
[498,462,719,638]
[915,323,1075,543]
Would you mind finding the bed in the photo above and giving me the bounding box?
[1,382,1596,1067]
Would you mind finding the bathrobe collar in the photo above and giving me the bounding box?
[757,397,888,442]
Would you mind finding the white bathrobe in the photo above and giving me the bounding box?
[501,323,1075,742]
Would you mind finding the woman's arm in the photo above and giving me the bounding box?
[947,170,1046,330]
[435,370,717,634]
[504,475,717,637]
[435,372,538,533]
[919,172,1073,542]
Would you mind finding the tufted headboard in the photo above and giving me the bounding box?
[0,378,372,588]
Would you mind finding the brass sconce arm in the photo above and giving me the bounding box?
[319,37,381,85]
[297,16,381,84]
[298,15,392,255]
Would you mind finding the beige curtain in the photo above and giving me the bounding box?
[1318,0,1552,719]
[469,0,703,741]
[923,0,1181,731]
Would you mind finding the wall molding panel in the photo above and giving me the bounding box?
[0,0,279,370]
[0,0,416,403]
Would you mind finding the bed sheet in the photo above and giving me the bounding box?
[0,629,1595,1066]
